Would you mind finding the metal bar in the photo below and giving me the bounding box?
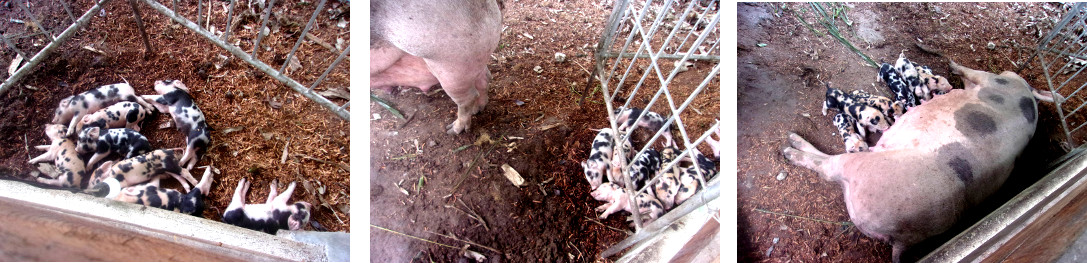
[600,176,720,259]
[128,0,155,58]
[56,0,76,23]
[1,32,28,60]
[139,0,349,121]
[197,0,202,29]
[606,0,653,101]
[1039,48,1077,148]
[251,0,277,57]
[280,0,328,74]
[171,0,176,12]
[221,0,236,40]
[17,0,54,42]
[337,101,349,111]
[586,0,630,102]
[308,44,349,92]
[0,0,112,97]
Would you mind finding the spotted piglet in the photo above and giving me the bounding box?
[895,53,930,102]
[833,113,869,153]
[627,148,662,191]
[845,104,891,136]
[76,127,152,171]
[222,178,313,234]
[590,182,665,224]
[879,62,918,109]
[84,148,199,198]
[582,128,615,190]
[31,124,90,189]
[112,166,216,216]
[615,107,673,146]
[141,80,210,170]
[81,101,153,132]
[653,146,682,209]
[849,90,905,124]
[822,85,853,116]
[911,62,954,96]
[53,83,153,136]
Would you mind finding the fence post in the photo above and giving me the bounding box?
[128,0,155,59]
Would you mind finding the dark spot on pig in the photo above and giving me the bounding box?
[146,187,162,208]
[948,157,973,183]
[1020,97,1037,123]
[994,77,1009,85]
[954,104,998,136]
[119,163,134,173]
[980,90,1005,105]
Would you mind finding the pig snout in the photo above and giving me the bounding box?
[370,0,503,135]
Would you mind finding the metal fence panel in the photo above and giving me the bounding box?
[1034,3,1087,149]
[590,0,720,258]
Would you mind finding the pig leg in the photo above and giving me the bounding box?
[35,145,51,150]
[273,182,297,205]
[429,61,489,134]
[266,180,279,204]
[949,60,991,91]
[28,148,56,164]
[86,153,109,171]
[599,200,626,219]
[180,145,199,170]
[140,95,171,114]
[66,112,85,136]
[193,166,214,196]
[227,178,249,210]
[782,133,839,181]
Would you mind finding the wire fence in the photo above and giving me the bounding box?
[590,0,720,259]
[1033,2,1087,150]
[0,0,350,121]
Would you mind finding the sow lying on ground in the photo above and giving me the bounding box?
[783,61,1057,262]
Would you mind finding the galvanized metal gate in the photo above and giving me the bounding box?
[1032,2,1087,149]
[0,0,349,121]
[590,0,720,259]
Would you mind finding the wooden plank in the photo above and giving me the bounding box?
[983,176,1087,262]
[0,196,284,261]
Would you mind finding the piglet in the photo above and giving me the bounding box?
[31,124,90,189]
[582,128,615,190]
[112,166,216,216]
[822,85,853,116]
[81,101,153,132]
[833,113,869,153]
[615,107,673,146]
[895,52,931,103]
[879,62,918,109]
[84,148,199,198]
[673,166,704,207]
[77,127,152,171]
[627,148,661,191]
[141,80,210,170]
[53,83,153,136]
[591,182,665,224]
[845,103,891,136]
[222,178,314,234]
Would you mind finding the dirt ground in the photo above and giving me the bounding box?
[738,2,1075,262]
[0,1,350,232]
[369,0,719,262]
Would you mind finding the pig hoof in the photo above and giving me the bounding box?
[446,121,468,134]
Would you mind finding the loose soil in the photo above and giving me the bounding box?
[739,2,1073,262]
[0,1,350,233]
[369,0,720,262]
